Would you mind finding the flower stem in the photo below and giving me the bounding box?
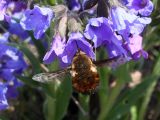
[138,79,157,120]
[98,78,124,120]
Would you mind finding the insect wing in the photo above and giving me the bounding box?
[32,68,71,83]
[93,55,127,68]
[93,55,121,67]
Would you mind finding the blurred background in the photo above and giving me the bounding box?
[0,0,160,120]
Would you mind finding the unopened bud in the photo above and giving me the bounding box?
[58,16,68,38]
[52,5,68,19]
[97,0,110,17]
[68,18,82,32]
[83,0,98,10]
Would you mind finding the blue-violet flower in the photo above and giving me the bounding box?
[20,5,54,39]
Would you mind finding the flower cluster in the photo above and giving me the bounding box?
[20,5,54,39]
[19,0,153,66]
[0,0,29,41]
[84,0,153,61]
[44,0,153,64]
[0,0,154,111]
[0,0,26,22]
[0,33,27,110]
[0,0,28,110]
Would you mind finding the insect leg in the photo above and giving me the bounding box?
[71,95,88,116]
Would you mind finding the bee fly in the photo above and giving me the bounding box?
[32,51,121,94]
[71,51,99,94]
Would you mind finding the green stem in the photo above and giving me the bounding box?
[78,95,89,120]
[138,80,157,120]
[44,95,56,120]
[131,105,138,120]
[47,0,57,5]
[98,79,124,120]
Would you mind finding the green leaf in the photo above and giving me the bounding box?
[28,32,46,61]
[138,79,157,120]
[107,75,155,120]
[98,64,130,120]
[79,95,89,120]
[153,54,160,77]
[98,67,110,119]
[43,75,72,120]
[113,63,131,83]
[153,0,158,9]
[137,54,160,120]
[111,54,160,120]
[47,0,57,5]
[131,106,138,120]
[0,116,9,120]
[19,46,42,74]
[16,76,40,88]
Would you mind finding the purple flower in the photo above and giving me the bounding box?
[0,0,27,21]
[84,17,114,47]
[110,7,151,36]
[61,32,95,64]
[20,5,54,39]
[105,39,123,58]
[0,84,8,110]
[84,17,127,58]
[43,33,65,64]
[8,21,29,40]
[120,0,129,5]
[65,0,81,11]
[0,44,27,81]
[0,43,27,110]
[44,32,94,65]
[0,32,9,43]
[127,0,154,16]
[0,0,8,21]
[9,1,27,14]
[123,35,148,60]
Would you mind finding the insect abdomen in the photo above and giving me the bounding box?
[72,69,99,94]
[71,52,100,94]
